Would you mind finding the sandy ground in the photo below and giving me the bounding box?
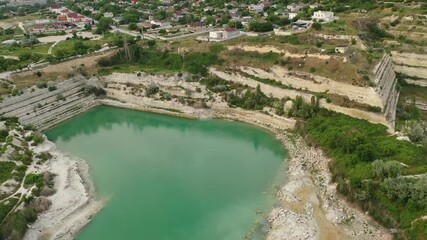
[406,79,427,87]
[38,32,102,44]
[13,50,115,79]
[394,65,427,79]
[391,51,427,68]
[24,140,102,240]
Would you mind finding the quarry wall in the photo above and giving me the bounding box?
[374,54,399,128]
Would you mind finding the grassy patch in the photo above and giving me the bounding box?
[0,162,16,184]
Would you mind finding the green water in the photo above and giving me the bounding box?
[46,106,287,240]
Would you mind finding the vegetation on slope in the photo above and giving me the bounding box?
[98,45,222,76]
[302,110,427,239]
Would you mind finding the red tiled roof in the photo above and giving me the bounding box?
[33,24,44,29]
[225,28,237,32]
[67,13,78,17]
[57,15,68,21]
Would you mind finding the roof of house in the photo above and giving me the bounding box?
[67,13,79,18]
[224,28,237,32]
[50,3,61,9]
[57,15,68,21]
[33,24,44,29]
[191,22,205,27]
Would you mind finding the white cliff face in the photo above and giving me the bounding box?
[374,54,399,129]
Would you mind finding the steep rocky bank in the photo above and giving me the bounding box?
[373,54,399,128]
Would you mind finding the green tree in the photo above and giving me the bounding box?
[128,22,138,31]
[95,17,112,34]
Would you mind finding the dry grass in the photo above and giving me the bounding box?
[6,50,116,92]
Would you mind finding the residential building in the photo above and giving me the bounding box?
[49,3,63,13]
[104,12,114,18]
[248,4,263,13]
[287,3,305,12]
[288,12,298,20]
[312,11,334,22]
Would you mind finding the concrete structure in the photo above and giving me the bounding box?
[49,4,63,14]
[374,54,399,128]
[312,11,334,22]
[208,28,240,40]
[335,45,349,54]
[248,4,263,13]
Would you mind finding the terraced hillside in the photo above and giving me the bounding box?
[0,76,99,130]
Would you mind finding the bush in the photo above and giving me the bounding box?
[37,82,48,89]
[32,133,44,146]
[48,86,57,91]
[312,22,322,31]
[367,105,382,112]
[145,84,159,96]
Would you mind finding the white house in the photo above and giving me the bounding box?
[288,12,298,20]
[104,12,114,18]
[287,3,305,12]
[208,28,240,41]
[312,11,334,22]
[209,31,223,39]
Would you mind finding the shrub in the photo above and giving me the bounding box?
[37,82,48,89]
[48,86,57,91]
[145,84,159,96]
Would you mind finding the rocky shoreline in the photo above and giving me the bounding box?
[23,140,103,240]
[14,71,390,239]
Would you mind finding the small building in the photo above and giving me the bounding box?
[292,20,310,29]
[32,24,45,33]
[335,45,349,54]
[188,22,206,32]
[209,31,223,39]
[104,12,114,18]
[223,28,239,39]
[288,12,298,20]
[208,28,240,41]
[49,3,63,13]
[312,11,334,22]
[248,4,263,13]
[57,15,68,22]
[287,3,305,12]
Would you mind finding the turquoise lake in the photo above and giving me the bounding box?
[45,106,287,240]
